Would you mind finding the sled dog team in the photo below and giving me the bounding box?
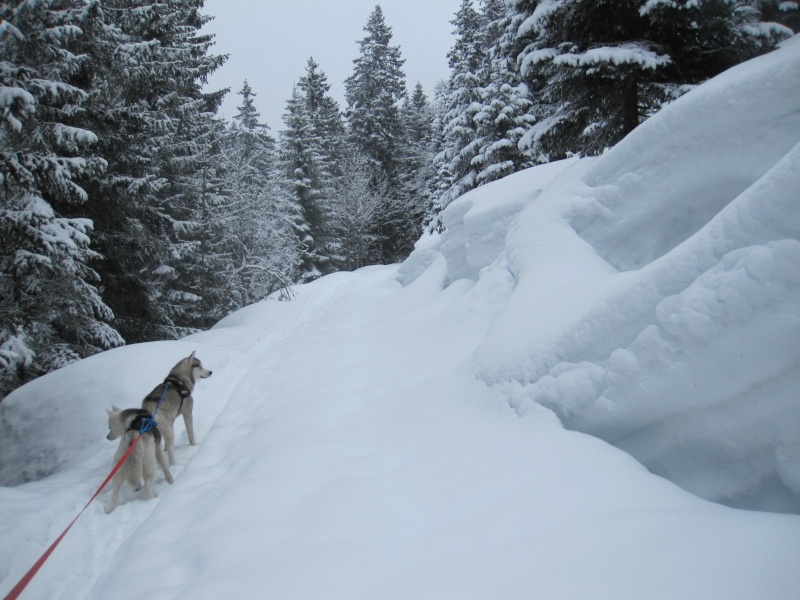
[104,351,212,513]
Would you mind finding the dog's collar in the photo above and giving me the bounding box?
[164,376,191,398]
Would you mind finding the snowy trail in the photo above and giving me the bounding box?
[51,266,800,599]
[84,265,494,599]
[2,261,800,599]
[0,270,355,600]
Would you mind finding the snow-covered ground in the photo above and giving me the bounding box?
[1,35,799,600]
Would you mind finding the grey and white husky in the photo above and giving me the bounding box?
[141,351,213,466]
[105,407,174,514]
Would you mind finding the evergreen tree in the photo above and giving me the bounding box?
[345,5,406,183]
[296,58,345,274]
[279,86,326,282]
[430,0,485,230]
[81,0,226,341]
[149,2,227,334]
[299,57,346,180]
[399,83,437,240]
[211,86,297,313]
[329,150,390,270]
[344,5,412,263]
[473,0,539,186]
[0,0,123,397]
[751,0,800,31]
[425,80,452,232]
[512,0,791,157]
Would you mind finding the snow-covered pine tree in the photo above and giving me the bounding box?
[513,0,671,157]
[296,58,346,274]
[429,0,485,231]
[82,0,226,341]
[0,0,123,398]
[512,0,792,158]
[751,0,800,31]
[344,5,412,263]
[279,85,327,282]
[424,80,452,232]
[472,0,539,187]
[210,82,297,314]
[642,0,793,86]
[150,2,227,334]
[328,149,390,270]
[398,82,436,240]
[299,58,345,179]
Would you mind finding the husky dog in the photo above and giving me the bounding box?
[105,407,174,514]
[142,351,212,466]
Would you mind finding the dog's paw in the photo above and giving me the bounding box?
[105,505,115,514]
[166,475,174,484]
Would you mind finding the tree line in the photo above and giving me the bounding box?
[1,0,795,399]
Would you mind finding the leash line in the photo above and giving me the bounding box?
[138,381,170,435]
[3,435,142,600]
[3,382,174,599]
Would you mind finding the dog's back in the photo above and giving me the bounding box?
[105,406,173,513]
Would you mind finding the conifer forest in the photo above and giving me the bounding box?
[1,0,796,399]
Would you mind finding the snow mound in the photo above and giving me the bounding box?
[405,35,800,512]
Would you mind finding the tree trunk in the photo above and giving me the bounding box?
[622,80,639,136]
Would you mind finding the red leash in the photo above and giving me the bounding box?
[2,435,143,600]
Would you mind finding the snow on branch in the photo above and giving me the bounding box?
[553,44,671,71]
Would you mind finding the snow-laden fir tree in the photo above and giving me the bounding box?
[0,0,123,398]
[429,0,485,231]
[148,2,227,334]
[472,0,539,186]
[398,83,437,237]
[328,150,390,270]
[511,0,792,158]
[279,85,328,282]
[81,0,226,342]
[344,5,413,263]
[299,58,346,180]
[209,82,297,315]
[295,58,345,275]
[641,0,793,84]
[750,0,800,31]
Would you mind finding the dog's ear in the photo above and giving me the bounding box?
[189,350,196,360]
[110,405,120,413]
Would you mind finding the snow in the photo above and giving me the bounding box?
[552,44,672,70]
[2,35,800,600]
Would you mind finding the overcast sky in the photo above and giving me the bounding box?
[201,0,463,131]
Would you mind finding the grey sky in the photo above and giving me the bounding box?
[201,0,462,131]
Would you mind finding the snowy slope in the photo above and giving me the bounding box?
[1,36,800,600]
[404,33,800,513]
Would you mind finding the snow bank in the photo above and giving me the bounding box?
[405,35,800,512]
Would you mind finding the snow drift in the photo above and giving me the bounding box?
[0,34,799,600]
[402,34,800,513]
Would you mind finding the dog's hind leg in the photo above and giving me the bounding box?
[141,440,157,499]
[105,474,124,514]
[155,444,174,484]
[126,451,144,491]
[161,423,176,466]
